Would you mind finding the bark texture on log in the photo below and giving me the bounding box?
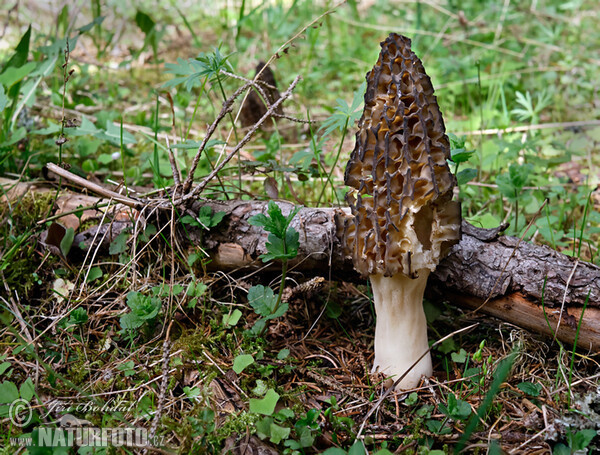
[433,222,600,309]
[67,197,600,348]
[193,200,599,310]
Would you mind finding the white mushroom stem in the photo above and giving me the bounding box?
[370,271,432,390]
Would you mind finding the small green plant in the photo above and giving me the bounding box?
[511,90,552,125]
[455,349,519,453]
[448,133,477,186]
[439,393,472,421]
[119,291,162,338]
[315,82,365,205]
[180,206,226,231]
[553,428,598,455]
[496,162,534,234]
[247,201,300,336]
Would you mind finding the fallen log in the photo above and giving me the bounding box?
[10,181,598,350]
[191,200,600,351]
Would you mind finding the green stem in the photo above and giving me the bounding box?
[316,118,348,206]
[577,190,593,259]
[185,77,209,141]
[216,75,241,191]
[120,117,129,197]
[259,256,288,338]
[236,0,246,42]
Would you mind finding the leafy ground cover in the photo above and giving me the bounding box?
[1,1,600,453]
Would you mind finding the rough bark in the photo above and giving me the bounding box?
[193,200,599,308]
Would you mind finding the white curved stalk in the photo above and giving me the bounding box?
[370,271,432,390]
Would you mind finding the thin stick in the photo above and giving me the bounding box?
[181,75,301,202]
[45,163,142,208]
[553,260,579,342]
[181,80,254,194]
[165,136,181,187]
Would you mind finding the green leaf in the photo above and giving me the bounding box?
[67,308,88,326]
[405,392,418,406]
[247,285,277,318]
[457,350,519,452]
[255,416,273,440]
[440,394,471,420]
[233,354,254,374]
[109,231,129,255]
[451,348,467,363]
[249,389,279,415]
[77,16,105,34]
[222,309,242,327]
[59,227,74,257]
[187,252,201,268]
[0,85,7,113]
[135,11,155,34]
[276,407,294,419]
[0,62,36,89]
[0,362,11,376]
[426,419,452,435]
[86,266,103,283]
[568,429,598,451]
[247,285,288,320]
[517,381,542,397]
[198,205,225,229]
[319,82,365,136]
[249,201,300,240]
[30,122,61,135]
[120,291,161,331]
[277,349,290,360]
[70,117,101,137]
[450,148,476,164]
[183,386,201,399]
[117,360,136,376]
[0,381,19,403]
[348,440,366,455]
[260,229,299,262]
[268,422,290,444]
[95,121,137,145]
[322,449,348,455]
[1,26,31,73]
[325,300,342,319]
[180,214,200,228]
[126,291,161,320]
[552,443,570,455]
[182,207,226,230]
[120,312,144,330]
[488,440,504,455]
[456,168,477,186]
[253,379,268,396]
[20,378,35,401]
[496,163,533,202]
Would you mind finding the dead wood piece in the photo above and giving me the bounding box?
[23,190,600,349]
[448,292,600,351]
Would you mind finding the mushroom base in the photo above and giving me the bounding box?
[370,271,432,390]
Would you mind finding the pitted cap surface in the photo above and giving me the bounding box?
[343,33,461,277]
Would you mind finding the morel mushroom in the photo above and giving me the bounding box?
[343,33,461,389]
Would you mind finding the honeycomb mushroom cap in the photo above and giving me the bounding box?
[343,33,461,278]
